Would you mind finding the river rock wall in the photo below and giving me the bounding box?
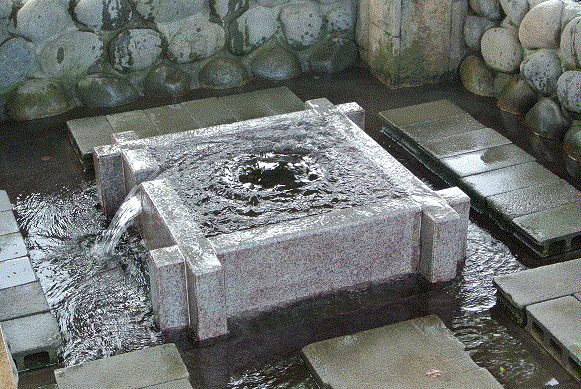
[0,0,359,120]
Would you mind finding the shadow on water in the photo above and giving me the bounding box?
[12,184,580,388]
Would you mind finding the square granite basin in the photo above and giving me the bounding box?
[94,99,468,342]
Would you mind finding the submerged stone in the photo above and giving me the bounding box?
[459,55,495,97]
[0,38,35,93]
[309,37,358,74]
[280,2,323,50]
[525,98,571,140]
[251,45,301,80]
[227,6,277,55]
[143,62,192,97]
[76,73,140,107]
[74,0,133,31]
[109,29,163,72]
[497,75,538,115]
[199,57,247,88]
[16,0,74,41]
[7,79,75,120]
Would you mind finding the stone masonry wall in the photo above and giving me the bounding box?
[0,0,359,120]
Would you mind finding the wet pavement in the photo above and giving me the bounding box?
[2,66,581,388]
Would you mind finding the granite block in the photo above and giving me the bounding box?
[122,148,160,194]
[378,99,468,127]
[218,92,276,121]
[180,97,237,129]
[512,202,581,246]
[0,211,19,236]
[0,325,18,389]
[525,296,581,381]
[112,131,139,144]
[94,145,126,218]
[301,314,503,389]
[463,162,561,198]
[148,246,188,330]
[437,187,470,263]
[399,114,485,145]
[422,127,512,158]
[145,105,199,135]
[209,198,422,316]
[106,110,159,139]
[0,281,50,322]
[441,144,536,178]
[54,344,189,389]
[493,258,581,312]
[0,191,11,212]
[0,257,36,290]
[1,312,62,370]
[487,180,581,221]
[305,99,366,129]
[253,86,304,115]
[0,233,27,262]
[66,116,114,156]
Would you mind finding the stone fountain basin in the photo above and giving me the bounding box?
[94,99,469,342]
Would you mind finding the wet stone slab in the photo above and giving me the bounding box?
[399,114,486,145]
[54,343,189,389]
[106,111,159,140]
[144,105,199,135]
[180,97,237,129]
[0,257,36,290]
[218,91,276,121]
[0,210,19,236]
[422,128,513,159]
[252,86,305,115]
[0,233,27,262]
[147,379,194,389]
[441,144,535,178]
[0,281,50,321]
[379,99,468,127]
[67,116,114,164]
[301,314,502,389]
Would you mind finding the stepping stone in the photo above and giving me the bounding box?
[301,315,502,389]
[0,281,50,321]
[218,91,276,121]
[379,99,467,127]
[144,105,199,135]
[106,111,159,140]
[0,233,27,262]
[441,144,535,178]
[252,86,304,115]
[0,326,18,389]
[525,296,581,382]
[54,343,189,389]
[0,211,19,236]
[180,97,237,129]
[0,191,11,212]
[1,312,62,370]
[487,180,581,221]
[0,257,36,290]
[400,114,486,145]
[67,116,114,165]
[462,162,561,198]
[423,127,512,159]
[493,258,581,323]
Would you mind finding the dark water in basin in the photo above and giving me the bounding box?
[13,184,577,387]
[151,116,407,237]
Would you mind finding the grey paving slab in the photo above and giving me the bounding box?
[525,296,581,381]
[147,379,194,389]
[441,144,535,178]
[54,343,189,389]
[0,191,11,212]
[218,91,276,121]
[0,257,36,290]
[399,114,486,144]
[0,211,19,236]
[180,97,237,128]
[301,315,502,389]
[252,86,304,115]
[0,233,27,262]
[462,162,561,198]
[493,257,581,312]
[1,312,62,370]
[487,180,581,221]
[106,110,159,139]
[512,202,581,247]
[379,99,468,127]
[67,116,114,156]
[423,127,513,159]
[144,104,199,135]
[0,281,50,322]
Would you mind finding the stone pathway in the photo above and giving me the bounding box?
[0,190,62,373]
[301,314,503,388]
[494,258,581,382]
[67,86,305,170]
[379,99,581,257]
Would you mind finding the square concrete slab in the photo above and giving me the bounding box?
[513,201,581,245]
[0,211,19,236]
[423,128,513,159]
[379,99,468,127]
[106,111,159,140]
[218,91,276,121]
[0,281,50,321]
[0,233,27,262]
[462,162,561,198]
[301,315,502,389]
[1,326,18,389]
[0,257,36,290]
[399,114,486,145]
[441,144,536,178]
[252,86,304,115]
[180,97,238,128]
[493,258,581,312]
[54,343,189,389]
[0,191,11,212]
[487,180,581,221]
[67,116,114,157]
[1,312,62,370]
[144,105,199,135]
